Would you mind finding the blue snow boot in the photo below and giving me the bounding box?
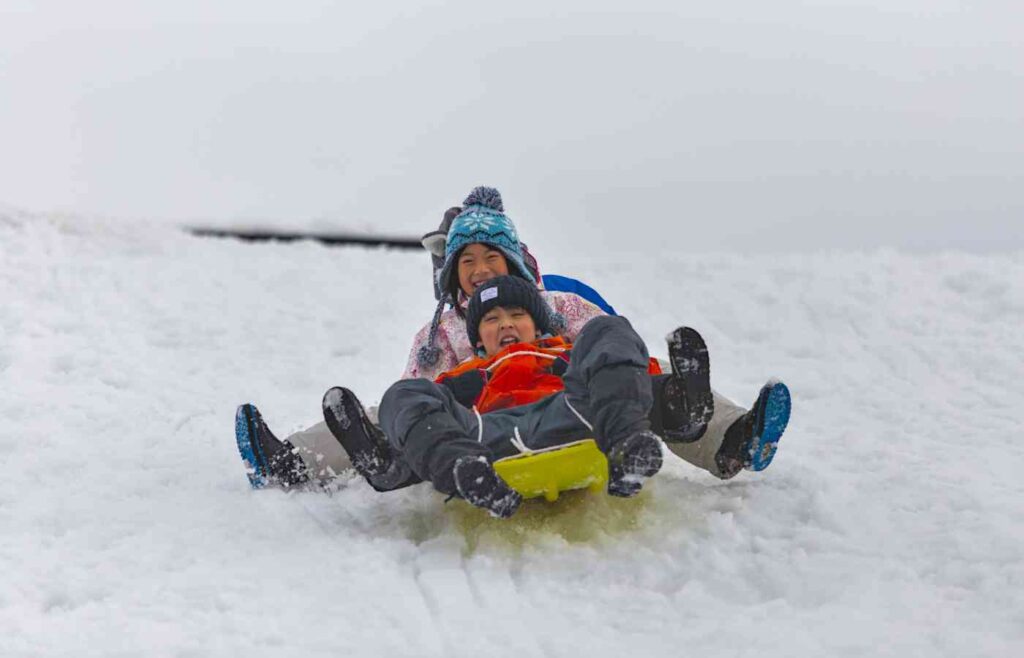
[453,456,522,519]
[235,404,310,489]
[715,381,791,478]
[662,326,714,443]
[606,430,665,498]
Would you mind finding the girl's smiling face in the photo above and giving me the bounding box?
[476,306,539,356]
[457,243,509,296]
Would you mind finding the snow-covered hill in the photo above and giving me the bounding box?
[1,213,1022,657]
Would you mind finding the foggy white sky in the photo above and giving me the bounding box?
[1,0,1021,254]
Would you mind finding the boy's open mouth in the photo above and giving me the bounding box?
[499,334,520,347]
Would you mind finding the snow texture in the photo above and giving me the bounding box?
[1,212,1023,657]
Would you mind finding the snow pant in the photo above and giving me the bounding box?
[287,337,751,484]
[377,315,654,495]
[288,389,747,483]
[666,389,746,478]
[287,421,354,481]
[648,372,748,479]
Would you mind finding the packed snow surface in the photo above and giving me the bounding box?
[2,213,1022,657]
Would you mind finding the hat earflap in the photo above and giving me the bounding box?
[416,295,450,369]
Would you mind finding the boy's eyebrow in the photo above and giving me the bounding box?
[483,306,527,316]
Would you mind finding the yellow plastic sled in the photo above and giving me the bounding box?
[493,439,607,502]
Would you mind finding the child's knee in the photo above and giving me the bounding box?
[573,316,648,367]
[380,379,453,436]
[383,378,446,406]
[578,315,640,346]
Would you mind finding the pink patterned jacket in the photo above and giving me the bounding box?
[401,291,606,381]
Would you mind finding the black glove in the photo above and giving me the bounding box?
[439,368,488,408]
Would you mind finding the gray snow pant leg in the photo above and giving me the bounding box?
[379,379,492,496]
[664,390,747,479]
[561,315,653,452]
[378,378,601,495]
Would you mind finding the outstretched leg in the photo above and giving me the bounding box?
[379,378,521,517]
[665,382,791,479]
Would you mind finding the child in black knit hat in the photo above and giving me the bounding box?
[464,274,557,357]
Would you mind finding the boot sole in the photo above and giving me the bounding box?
[454,457,522,519]
[747,381,791,471]
[608,432,664,497]
[624,434,664,478]
[322,387,390,477]
[665,327,714,441]
[235,404,268,489]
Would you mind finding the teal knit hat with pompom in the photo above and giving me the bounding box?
[433,186,534,296]
[418,186,544,369]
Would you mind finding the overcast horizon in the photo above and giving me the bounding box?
[1,0,1021,255]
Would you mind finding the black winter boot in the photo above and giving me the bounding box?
[234,404,310,489]
[661,327,714,443]
[606,430,664,498]
[452,456,522,519]
[322,387,394,479]
[715,381,791,478]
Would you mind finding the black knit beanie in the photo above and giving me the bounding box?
[466,275,557,351]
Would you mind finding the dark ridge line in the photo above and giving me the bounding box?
[186,227,423,250]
